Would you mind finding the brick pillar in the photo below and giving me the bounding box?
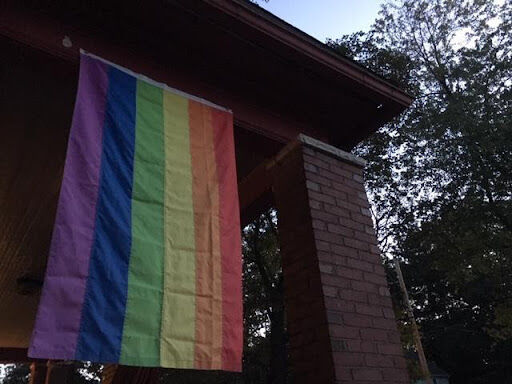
[273,135,409,384]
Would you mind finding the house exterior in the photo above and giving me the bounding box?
[0,0,413,383]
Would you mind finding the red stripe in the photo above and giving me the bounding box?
[212,109,242,371]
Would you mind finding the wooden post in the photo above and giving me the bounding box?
[394,258,433,384]
[29,362,47,384]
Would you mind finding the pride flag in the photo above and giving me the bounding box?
[28,52,242,371]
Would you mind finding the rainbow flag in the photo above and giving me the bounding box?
[28,52,242,371]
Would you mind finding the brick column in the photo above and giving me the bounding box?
[273,135,409,384]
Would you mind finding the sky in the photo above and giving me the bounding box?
[258,0,386,43]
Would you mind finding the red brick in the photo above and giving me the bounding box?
[343,313,373,327]
[336,266,363,281]
[332,180,360,197]
[309,199,322,210]
[373,318,399,330]
[309,190,336,205]
[332,244,359,259]
[387,330,401,344]
[329,324,360,339]
[306,180,321,191]
[323,286,338,298]
[318,167,345,181]
[336,199,361,212]
[343,339,362,352]
[303,153,329,169]
[356,303,384,317]
[315,240,330,252]
[322,185,348,200]
[343,178,366,192]
[364,224,375,234]
[275,144,408,383]
[377,343,404,356]
[360,328,389,341]
[329,164,353,179]
[305,170,332,187]
[383,308,396,319]
[365,354,394,367]
[344,238,370,251]
[370,244,381,255]
[361,207,372,217]
[321,274,351,289]
[319,262,334,274]
[359,251,381,264]
[324,203,351,218]
[312,219,326,230]
[338,288,368,303]
[368,292,393,308]
[360,341,378,353]
[339,217,365,231]
[341,162,364,176]
[363,272,388,285]
[333,352,365,367]
[351,280,379,294]
[328,223,354,237]
[304,162,318,173]
[324,297,356,312]
[352,368,383,381]
[311,209,339,224]
[351,212,374,226]
[326,311,344,325]
[353,173,364,183]
[334,366,353,381]
[315,230,344,245]
[347,258,374,272]
[354,230,377,243]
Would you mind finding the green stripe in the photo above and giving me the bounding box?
[160,91,196,368]
[120,81,165,365]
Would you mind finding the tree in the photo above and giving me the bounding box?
[328,0,512,382]
[242,211,286,384]
[2,364,30,384]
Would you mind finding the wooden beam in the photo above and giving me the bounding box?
[0,348,47,364]
[0,347,29,363]
[238,139,300,227]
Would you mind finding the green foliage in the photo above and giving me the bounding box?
[2,364,30,384]
[242,211,286,384]
[71,362,102,384]
[329,0,512,382]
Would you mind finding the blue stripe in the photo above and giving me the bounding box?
[75,67,136,362]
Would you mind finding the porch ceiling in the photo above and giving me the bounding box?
[2,0,412,149]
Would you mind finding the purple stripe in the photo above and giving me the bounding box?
[28,54,108,359]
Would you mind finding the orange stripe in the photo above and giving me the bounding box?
[212,109,242,371]
[189,101,223,369]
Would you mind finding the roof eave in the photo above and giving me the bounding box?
[201,0,414,109]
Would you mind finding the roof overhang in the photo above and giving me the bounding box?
[1,0,413,150]
[204,0,412,108]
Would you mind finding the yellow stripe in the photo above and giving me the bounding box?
[160,91,196,368]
